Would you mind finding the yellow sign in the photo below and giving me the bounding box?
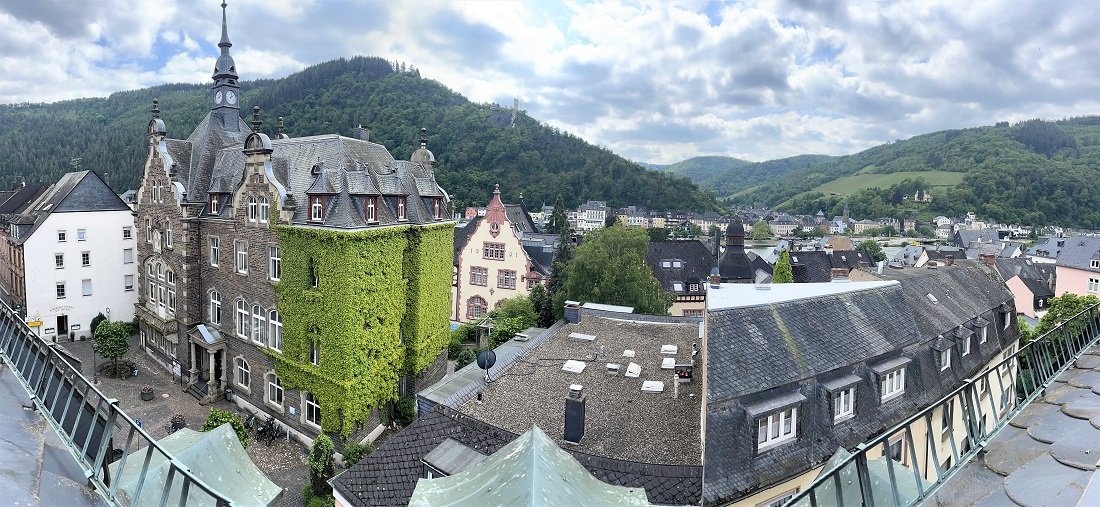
[26,321,42,327]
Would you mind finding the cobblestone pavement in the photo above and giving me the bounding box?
[60,334,309,506]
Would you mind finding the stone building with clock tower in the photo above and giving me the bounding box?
[134,2,454,445]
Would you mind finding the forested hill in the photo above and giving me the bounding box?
[0,56,717,212]
[672,118,1100,228]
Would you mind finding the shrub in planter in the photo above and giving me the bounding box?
[170,413,186,430]
[199,408,249,448]
[140,385,154,401]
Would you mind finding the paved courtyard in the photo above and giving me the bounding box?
[61,333,311,506]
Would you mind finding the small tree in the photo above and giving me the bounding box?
[94,320,130,377]
[751,221,771,240]
[89,312,108,336]
[546,194,569,235]
[529,283,555,327]
[646,227,669,241]
[856,240,887,262]
[309,434,336,496]
[342,442,374,468]
[200,408,249,448]
[773,251,794,283]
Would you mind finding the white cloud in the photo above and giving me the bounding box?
[0,0,1096,164]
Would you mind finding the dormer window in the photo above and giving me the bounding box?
[366,197,377,222]
[311,197,324,222]
[397,196,407,221]
[432,198,442,219]
[1092,259,1099,269]
[210,194,220,214]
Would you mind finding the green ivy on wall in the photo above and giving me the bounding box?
[268,222,452,437]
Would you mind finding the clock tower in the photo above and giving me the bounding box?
[211,1,240,113]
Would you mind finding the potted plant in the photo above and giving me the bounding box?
[170,413,186,431]
[140,385,154,401]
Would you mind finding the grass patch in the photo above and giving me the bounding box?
[812,170,964,196]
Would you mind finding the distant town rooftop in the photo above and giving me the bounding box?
[705,280,899,311]
[458,314,703,465]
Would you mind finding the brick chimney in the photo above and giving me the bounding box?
[352,124,371,141]
[978,253,995,267]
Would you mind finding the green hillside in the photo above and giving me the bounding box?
[654,154,834,203]
[0,57,717,212]
[661,155,752,182]
[811,170,964,196]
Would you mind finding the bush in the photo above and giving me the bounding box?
[309,434,336,496]
[301,484,335,507]
[394,396,416,427]
[89,313,107,336]
[200,408,249,448]
[455,348,477,369]
[342,441,375,467]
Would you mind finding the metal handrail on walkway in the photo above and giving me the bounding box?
[0,304,233,506]
[788,303,1100,507]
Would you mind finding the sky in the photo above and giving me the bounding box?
[0,0,1098,164]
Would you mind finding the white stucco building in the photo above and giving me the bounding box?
[5,171,136,341]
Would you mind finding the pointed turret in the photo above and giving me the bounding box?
[210,1,240,112]
[411,127,435,167]
[719,216,753,283]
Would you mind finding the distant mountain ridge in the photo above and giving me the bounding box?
[0,56,718,213]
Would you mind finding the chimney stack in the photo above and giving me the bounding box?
[564,301,581,324]
[979,253,995,267]
[352,124,371,142]
[564,384,586,444]
[708,267,721,288]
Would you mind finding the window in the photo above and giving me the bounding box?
[123,226,132,240]
[80,279,92,296]
[123,248,134,264]
[887,437,904,463]
[758,489,799,507]
[269,246,281,281]
[259,196,269,223]
[209,291,221,323]
[165,223,173,248]
[309,258,318,288]
[304,392,321,426]
[1089,278,1098,293]
[467,296,488,319]
[58,230,67,242]
[941,401,954,437]
[940,348,952,371]
[145,219,152,243]
[683,309,705,318]
[470,266,488,286]
[757,407,798,449]
[1003,311,1012,330]
[1092,259,1100,269]
[78,229,87,241]
[267,373,283,407]
[252,305,266,345]
[689,283,700,292]
[880,368,906,401]
[366,197,377,222]
[148,265,155,303]
[268,310,282,352]
[56,282,66,299]
[124,274,134,291]
[166,270,175,312]
[309,339,320,365]
[235,358,250,389]
[55,253,64,269]
[236,240,248,274]
[247,196,257,222]
[484,242,505,260]
[961,336,971,356]
[980,325,988,344]
[432,197,442,219]
[81,252,90,267]
[498,269,516,289]
[210,194,220,214]
[396,196,407,221]
[833,387,855,422]
[311,196,323,221]
[209,236,220,267]
[236,300,249,338]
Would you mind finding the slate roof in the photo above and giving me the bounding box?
[0,184,47,214]
[1055,236,1100,272]
[504,203,539,233]
[830,250,873,269]
[1026,236,1065,259]
[934,343,1100,506]
[703,264,1018,504]
[331,406,702,507]
[994,258,1055,291]
[14,171,130,244]
[647,240,716,294]
[952,228,1002,248]
[1020,276,1055,298]
[789,250,832,282]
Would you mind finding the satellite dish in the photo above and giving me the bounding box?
[476,350,497,370]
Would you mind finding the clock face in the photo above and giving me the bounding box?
[215,91,223,104]
[226,91,237,105]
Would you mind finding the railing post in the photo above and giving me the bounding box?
[854,448,876,507]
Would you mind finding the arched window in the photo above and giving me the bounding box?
[252,305,266,345]
[268,310,282,351]
[259,196,269,223]
[236,300,249,338]
[304,391,321,426]
[209,290,221,323]
[247,196,257,222]
[266,373,283,407]
[235,357,250,389]
[165,270,175,313]
[467,296,487,319]
[147,264,155,303]
[156,263,165,309]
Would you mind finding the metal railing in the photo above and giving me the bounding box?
[788,304,1100,507]
[0,304,233,506]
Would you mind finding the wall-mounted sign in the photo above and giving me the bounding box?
[70,324,81,331]
[49,306,74,313]
[44,327,55,335]
[26,321,42,327]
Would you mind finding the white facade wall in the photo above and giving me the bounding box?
[24,209,137,341]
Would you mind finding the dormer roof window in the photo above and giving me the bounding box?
[310,196,324,222]
[210,194,220,215]
[365,196,378,223]
[397,196,407,221]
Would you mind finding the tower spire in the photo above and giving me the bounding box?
[210,0,240,112]
[219,1,231,49]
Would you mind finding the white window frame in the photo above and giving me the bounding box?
[979,325,988,344]
[210,194,220,214]
[81,251,90,267]
[247,196,257,222]
[1089,278,1099,293]
[209,290,221,324]
[880,368,906,401]
[123,248,134,264]
[236,299,249,338]
[235,358,250,390]
[269,246,281,281]
[940,348,951,371]
[55,253,64,269]
[1092,259,1100,269]
[56,282,66,299]
[122,226,132,240]
[251,305,266,345]
[58,230,67,242]
[309,338,320,365]
[82,279,92,297]
[77,229,87,241]
[165,223,173,248]
[757,406,798,450]
[366,197,377,222]
[397,196,407,221]
[209,236,220,267]
[166,270,175,313]
[833,387,855,422]
[235,240,248,274]
[311,197,323,221]
[304,392,321,427]
[961,336,971,356]
[267,373,283,407]
[268,310,282,352]
[124,274,134,291]
[259,196,269,223]
[145,219,151,243]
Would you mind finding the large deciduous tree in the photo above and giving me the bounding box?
[552,226,671,315]
[94,320,130,377]
[751,220,771,240]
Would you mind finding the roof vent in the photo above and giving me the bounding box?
[625,363,641,378]
[660,345,678,355]
[606,363,620,376]
[661,357,675,369]
[562,360,586,373]
[568,384,584,398]
[622,349,636,358]
[568,332,596,342]
[641,381,665,393]
[927,293,939,304]
[756,285,772,290]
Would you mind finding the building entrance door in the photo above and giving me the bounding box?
[56,315,68,341]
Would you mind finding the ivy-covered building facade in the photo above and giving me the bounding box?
[134,3,453,443]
